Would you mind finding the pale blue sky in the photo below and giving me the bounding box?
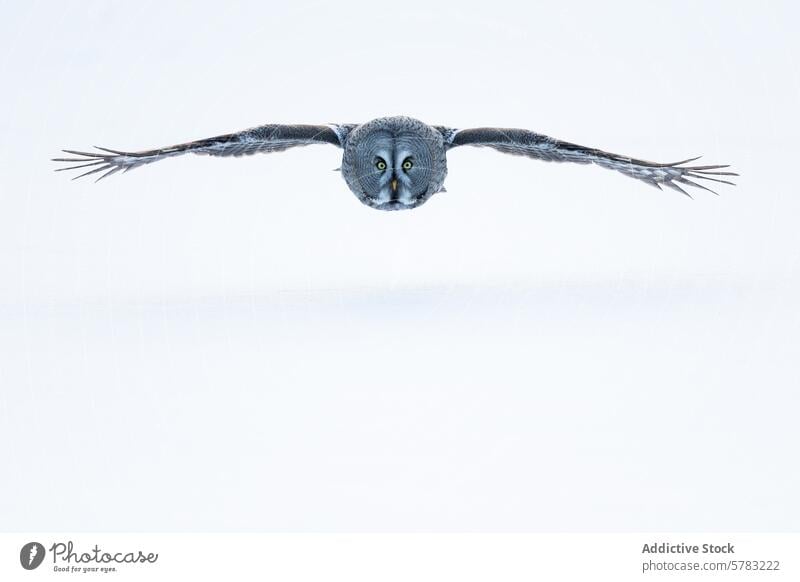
[1,1,798,531]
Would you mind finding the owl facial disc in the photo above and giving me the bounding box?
[341,116,447,211]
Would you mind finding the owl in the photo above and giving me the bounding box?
[54,116,735,210]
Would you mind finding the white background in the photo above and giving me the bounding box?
[0,1,798,531]
[3,534,799,581]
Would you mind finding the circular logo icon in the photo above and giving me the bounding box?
[20,542,46,570]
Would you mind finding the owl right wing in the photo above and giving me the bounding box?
[437,126,736,197]
[54,123,357,181]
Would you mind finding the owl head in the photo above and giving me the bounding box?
[341,117,447,211]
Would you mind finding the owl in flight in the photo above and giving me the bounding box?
[54,116,735,211]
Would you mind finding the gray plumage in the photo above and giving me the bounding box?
[54,116,736,210]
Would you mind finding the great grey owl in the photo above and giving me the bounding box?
[54,116,736,210]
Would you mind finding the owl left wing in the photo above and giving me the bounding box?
[54,123,356,181]
[438,127,736,197]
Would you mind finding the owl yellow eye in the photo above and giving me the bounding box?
[402,159,413,170]
[375,159,387,171]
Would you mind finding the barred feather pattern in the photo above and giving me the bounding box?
[53,124,348,182]
[444,127,737,197]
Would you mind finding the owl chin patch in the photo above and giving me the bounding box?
[377,201,414,211]
[359,195,429,212]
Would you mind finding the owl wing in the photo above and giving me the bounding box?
[438,127,736,197]
[54,123,356,181]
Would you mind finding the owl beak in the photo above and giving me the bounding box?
[391,178,398,193]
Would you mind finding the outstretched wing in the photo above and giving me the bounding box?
[54,123,355,181]
[439,127,736,197]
